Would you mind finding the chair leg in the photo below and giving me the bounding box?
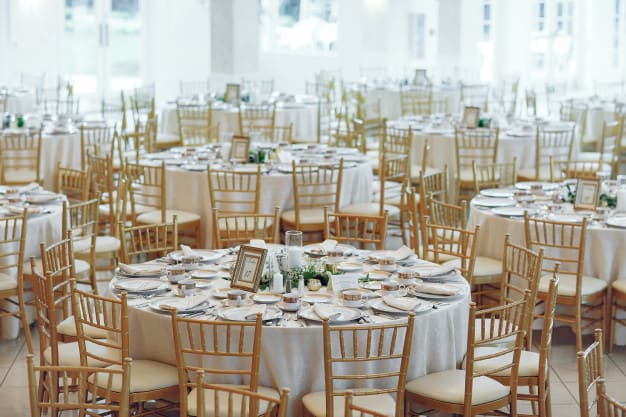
[19,300,33,354]
[610,296,617,354]
[575,304,583,353]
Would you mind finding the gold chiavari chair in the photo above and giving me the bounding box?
[27,354,131,417]
[179,79,211,99]
[118,218,178,264]
[417,166,449,220]
[518,126,574,182]
[330,119,366,153]
[280,160,344,242]
[560,100,590,150]
[72,285,179,417]
[62,199,99,293]
[170,312,281,417]
[238,103,276,137]
[79,124,116,171]
[524,214,607,352]
[472,158,518,194]
[0,92,7,113]
[578,329,604,417]
[579,117,624,176]
[126,160,201,246]
[225,83,241,104]
[550,158,603,182]
[422,220,479,283]
[100,91,128,134]
[420,197,472,265]
[56,163,90,203]
[207,165,261,214]
[132,84,156,122]
[405,295,528,417]
[461,83,490,112]
[272,123,293,144]
[176,102,214,145]
[609,280,626,353]
[323,207,388,250]
[526,89,537,117]
[0,130,42,185]
[454,126,499,202]
[399,86,431,117]
[0,208,33,353]
[302,314,415,417]
[241,78,274,99]
[343,392,388,417]
[596,378,626,417]
[212,207,280,249]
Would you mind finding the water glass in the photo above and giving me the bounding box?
[285,230,303,248]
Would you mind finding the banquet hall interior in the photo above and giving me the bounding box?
[3,0,626,416]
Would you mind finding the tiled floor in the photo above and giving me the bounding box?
[1,322,625,417]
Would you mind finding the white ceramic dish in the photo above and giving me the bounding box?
[472,197,517,208]
[298,306,361,323]
[217,305,282,321]
[169,250,223,263]
[479,188,515,198]
[491,207,538,217]
[114,279,168,293]
[369,298,432,314]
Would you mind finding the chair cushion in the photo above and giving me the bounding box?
[89,360,179,393]
[302,389,395,417]
[74,236,121,255]
[612,279,626,293]
[0,272,16,291]
[43,341,119,367]
[340,203,400,218]
[137,209,201,225]
[280,208,325,225]
[24,258,90,277]
[443,256,501,278]
[424,249,458,263]
[538,273,606,297]
[462,347,539,377]
[517,167,551,181]
[56,315,109,339]
[457,168,474,182]
[156,132,180,144]
[405,369,510,405]
[187,385,279,417]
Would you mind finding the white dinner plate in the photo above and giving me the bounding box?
[369,298,432,314]
[360,281,382,290]
[210,287,233,299]
[364,270,392,280]
[114,279,169,293]
[410,291,461,300]
[190,268,220,279]
[169,250,223,263]
[479,188,515,198]
[300,293,333,304]
[252,293,282,304]
[217,305,282,321]
[472,197,517,208]
[116,264,165,278]
[24,191,62,204]
[181,164,207,171]
[606,216,626,228]
[491,207,537,217]
[335,262,363,272]
[515,181,559,191]
[298,306,361,323]
[547,213,585,223]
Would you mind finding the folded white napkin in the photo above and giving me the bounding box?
[391,246,414,261]
[382,296,421,311]
[7,205,42,215]
[180,244,197,257]
[313,303,342,321]
[19,183,40,194]
[411,264,456,278]
[114,280,158,292]
[25,192,60,203]
[320,239,337,253]
[412,282,460,296]
[249,239,267,249]
[244,304,267,320]
[118,263,163,276]
[158,295,208,311]
[277,150,293,164]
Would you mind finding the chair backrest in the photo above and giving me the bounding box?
[170,311,264,416]
[291,160,344,228]
[118,218,178,264]
[330,119,366,153]
[472,158,518,193]
[56,163,90,203]
[381,122,412,156]
[0,207,27,284]
[238,103,276,136]
[27,354,131,417]
[466,295,528,416]
[0,130,42,185]
[418,166,449,218]
[596,379,626,417]
[577,329,604,417]
[208,165,261,214]
[454,127,499,181]
[426,196,467,229]
[321,314,415,417]
[378,153,409,216]
[533,126,575,180]
[80,125,115,171]
[551,158,603,181]
[179,79,211,98]
[125,160,166,222]
[272,123,293,144]
[62,198,99,292]
[212,207,280,249]
[72,283,127,367]
[87,152,116,226]
[324,207,388,250]
[461,83,489,112]
[424,220,479,283]
[537,274,560,403]
[524,212,586,297]
[176,102,213,145]
[399,87,431,116]
[599,117,624,175]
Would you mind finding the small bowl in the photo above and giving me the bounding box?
[177,280,197,296]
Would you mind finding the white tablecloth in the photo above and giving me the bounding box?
[164,162,374,247]
[40,131,82,189]
[365,86,461,120]
[119,277,469,416]
[160,103,319,142]
[5,91,36,114]
[468,202,626,344]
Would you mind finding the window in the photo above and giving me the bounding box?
[259,0,337,53]
[614,0,622,67]
[482,0,492,40]
[535,1,546,33]
[409,13,426,59]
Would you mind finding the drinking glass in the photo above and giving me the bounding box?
[285,230,303,270]
[285,230,303,248]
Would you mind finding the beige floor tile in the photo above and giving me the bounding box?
[551,403,583,416]
[549,380,577,404]
[552,355,625,383]
[2,359,29,387]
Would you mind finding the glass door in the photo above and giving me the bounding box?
[63,0,141,98]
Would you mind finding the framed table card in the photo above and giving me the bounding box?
[462,106,480,129]
[231,245,267,292]
[574,179,599,210]
[329,273,360,294]
[231,135,250,163]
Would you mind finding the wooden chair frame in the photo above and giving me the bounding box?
[324,207,388,250]
[207,165,262,214]
[472,158,518,194]
[596,378,626,417]
[212,207,280,249]
[238,103,276,137]
[454,127,499,202]
[577,329,604,417]
[118,218,178,264]
[0,130,42,185]
[56,163,90,203]
[62,199,99,294]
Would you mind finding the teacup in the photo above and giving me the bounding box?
[378,256,396,272]
[227,290,247,307]
[342,290,365,307]
[380,280,400,296]
[397,270,417,285]
[167,266,187,283]
[281,292,300,311]
[327,249,344,262]
[181,255,202,270]
[177,280,196,296]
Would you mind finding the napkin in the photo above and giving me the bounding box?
[411,282,460,296]
[382,296,421,312]
[19,183,40,194]
[118,263,163,276]
[180,244,197,257]
[249,239,267,249]
[244,304,267,320]
[320,239,337,253]
[114,280,159,292]
[277,150,293,164]
[313,304,342,321]
[25,192,61,203]
[158,295,208,311]
[7,205,42,215]
[368,246,414,262]
[411,265,456,278]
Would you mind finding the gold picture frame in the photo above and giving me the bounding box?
[231,135,250,162]
[574,179,599,210]
[231,245,267,292]
[462,106,480,129]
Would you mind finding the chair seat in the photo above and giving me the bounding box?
[463,347,539,377]
[424,248,458,263]
[280,208,325,226]
[0,272,16,291]
[405,369,510,405]
[538,273,606,297]
[517,167,551,181]
[90,360,179,393]
[474,318,517,346]
[137,209,201,225]
[302,389,395,417]
[56,315,109,339]
[339,203,400,217]
[43,341,118,367]
[4,169,37,184]
[457,168,474,183]
[410,166,442,182]
[187,384,279,417]
[444,256,501,280]
[24,258,90,277]
[612,279,626,293]
[74,236,121,254]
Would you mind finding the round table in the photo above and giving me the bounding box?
[160,101,319,142]
[365,85,461,120]
[467,198,626,344]
[111,253,470,417]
